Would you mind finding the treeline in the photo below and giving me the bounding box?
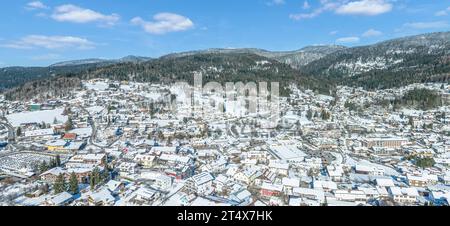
[299,32,450,90]
[0,63,105,91]
[378,88,443,110]
[4,76,82,101]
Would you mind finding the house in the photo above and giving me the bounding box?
[268,162,289,176]
[282,177,300,194]
[47,192,73,206]
[24,128,55,138]
[213,174,229,193]
[407,174,428,187]
[134,154,156,168]
[83,154,107,166]
[151,146,178,154]
[375,178,395,187]
[185,172,214,195]
[88,189,115,206]
[388,187,419,204]
[233,167,261,184]
[260,182,283,197]
[118,162,138,177]
[333,190,367,203]
[40,166,102,184]
[105,180,125,195]
[40,167,66,183]
[62,133,77,142]
[230,189,252,205]
[355,164,385,176]
[45,140,68,151]
[129,187,159,204]
[292,187,325,204]
[326,165,344,182]
[362,137,407,149]
[313,180,337,192]
[159,154,192,165]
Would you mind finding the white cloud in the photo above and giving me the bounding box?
[131,13,194,35]
[303,1,311,9]
[290,1,339,20]
[267,0,285,6]
[362,28,383,37]
[26,1,48,10]
[403,21,449,30]
[336,0,392,16]
[329,30,339,35]
[1,35,96,50]
[51,4,120,26]
[290,0,393,21]
[435,6,450,16]
[336,36,360,43]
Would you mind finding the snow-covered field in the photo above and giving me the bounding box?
[6,108,68,127]
[0,153,53,173]
[84,82,109,91]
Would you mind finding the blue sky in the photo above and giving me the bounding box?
[0,0,449,66]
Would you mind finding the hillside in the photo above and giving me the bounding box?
[299,32,450,89]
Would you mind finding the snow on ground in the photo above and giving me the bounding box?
[6,108,68,127]
[69,127,92,137]
[345,156,399,176]
[84,82,108,91]
[86,106,104,114]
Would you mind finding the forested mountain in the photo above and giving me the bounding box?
[80,52,334,95]
[0,64,98,91]
[162,45,346,68]
[50,55,152,67]
[2,31,450,101]
[3,52,334,101]
[299,32,450,89]
[0,56,152,91]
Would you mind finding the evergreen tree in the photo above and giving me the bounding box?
[64,117,74,132]
[69,172,79,194]
[16,127,22,137]
[54,174,66,194]
[306,109,313,120]
[39,161,49,173]
[56,155,61,167]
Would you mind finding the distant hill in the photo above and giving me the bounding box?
[162,45,346,68]
[299,31,450,89]
[2,31,450,101]
[0,56,152,91]
[50,55,152,67]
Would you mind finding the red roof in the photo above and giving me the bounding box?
[62,133,77,140]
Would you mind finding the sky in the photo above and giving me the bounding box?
[0,0,449,67]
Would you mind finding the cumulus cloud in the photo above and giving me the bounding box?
[1,35,96,50]
[131,13,194,35]
[336,36,360,43]
[362,28,383,37]
[51,4,120,26]
[336,0,392,16]
[403,21,449,30]
[290,0,392,20]
[25,1,48,10]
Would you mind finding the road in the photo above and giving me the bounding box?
[78,105,121,149]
